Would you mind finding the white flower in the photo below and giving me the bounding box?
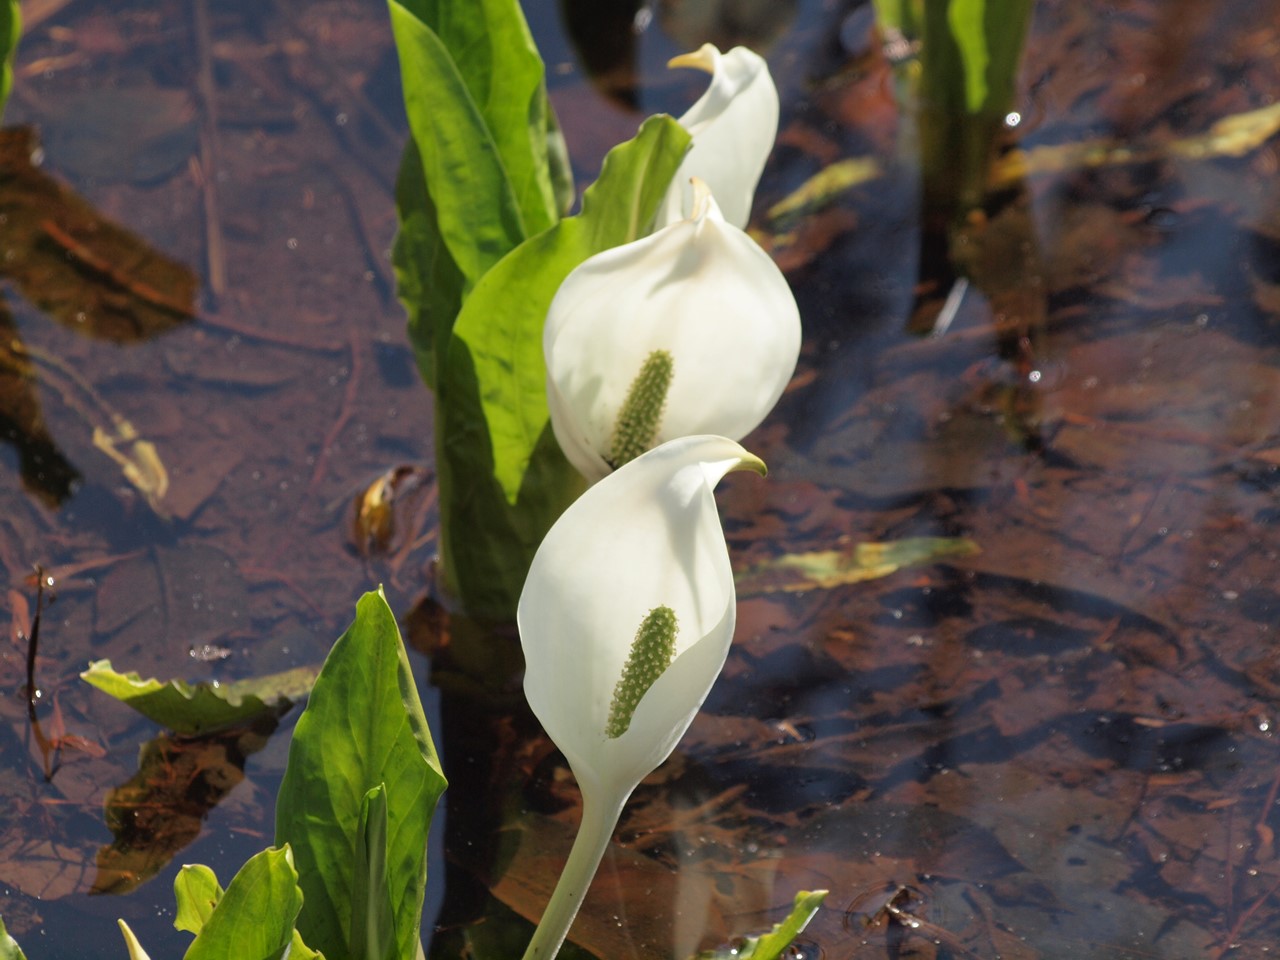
[544,181,800,485]
[657,44,780,229]
[520,434,761,801]
[517,435,765,960]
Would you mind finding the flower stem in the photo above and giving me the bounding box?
[521,789,627,960]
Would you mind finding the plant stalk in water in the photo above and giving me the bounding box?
[520,789,627,960]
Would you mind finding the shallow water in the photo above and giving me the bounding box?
[2,0,1280,958]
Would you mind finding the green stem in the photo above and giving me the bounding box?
[521,788,627,960]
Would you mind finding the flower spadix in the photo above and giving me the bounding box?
[517,435,764,960]
[657,43,779,229]
[544,181,800,484]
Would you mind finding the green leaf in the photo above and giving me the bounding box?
[695,890,827,960]
[388,0,565,395]
[275,589,447,960]
[387,0,527,292]
[184,847,302,960]
[286,930,326,960]
[80,660,316,736]
[393,0,559,235]
[741,890,827,960]
[0,917,28,960]
[392,140,465,393]
[174,864,224,935]
[350,785,397,960]
[435,114,689,617]
[0,0,19,121]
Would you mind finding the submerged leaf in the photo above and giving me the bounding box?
[94,724,275,895]
[736,537,981,594]
[92,418,169,517]
[80,660,316,735]
[0,128,198,341]
[0,304,80,507]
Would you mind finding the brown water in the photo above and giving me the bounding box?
[2,0,1280,958]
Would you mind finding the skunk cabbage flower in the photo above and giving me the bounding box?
[657,43,779,229]
[518,435,765,960]
[545,180,800,485]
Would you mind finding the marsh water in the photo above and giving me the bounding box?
[2,0,1280,957]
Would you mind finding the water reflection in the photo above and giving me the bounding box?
[0,126,196,506]
[3,0,1280,956]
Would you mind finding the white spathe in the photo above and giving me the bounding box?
[519,434,763,804]
[545,183,800,485]
[657,43,779,229]
[517,435,764,960]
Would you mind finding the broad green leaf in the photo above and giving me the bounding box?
[394,0,558,235]
[433,352,586,619]
[0,0,18,121]
[170,863,328,960]
[117,920,152,960]
[94,725,278,896]
[392,140,465,393]
[388,0,567,396]
[387,0,526,291]
[174,864,224,935]
[185,847,301,960]
[735,537,981,594]
[350,785,396,960]
[435,114,689,617]
[80,660,316,736]
[275,590,447,960]
[0,917,28,960]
